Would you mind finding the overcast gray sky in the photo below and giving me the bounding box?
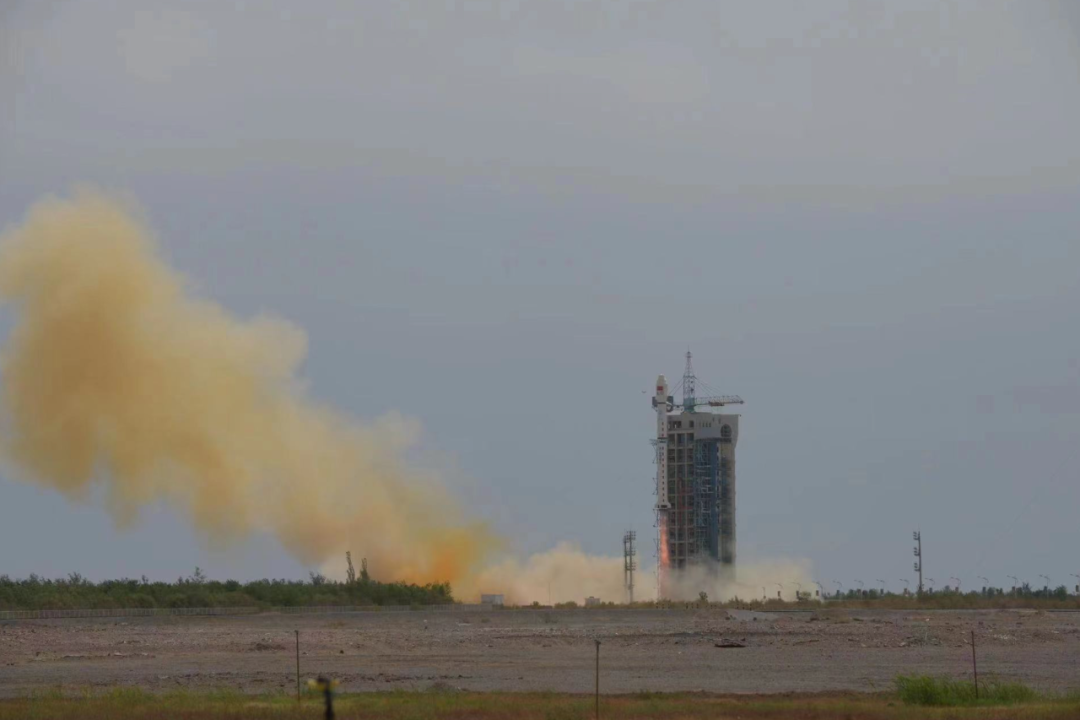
[1,1,1078,591]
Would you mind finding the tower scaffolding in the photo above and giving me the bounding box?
[623,530,637,603]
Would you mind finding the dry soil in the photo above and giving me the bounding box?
[1,607,1078,697]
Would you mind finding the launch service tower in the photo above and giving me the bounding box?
[652,352,743,599]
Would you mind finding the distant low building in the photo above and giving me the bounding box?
[585,596,601,607]
[481,594,504,606]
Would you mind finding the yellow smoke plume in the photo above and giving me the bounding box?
[0,190,496,584]
[0,190,813,604]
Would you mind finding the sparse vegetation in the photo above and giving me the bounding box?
[0,570,453,611]
[5,572,1077,612]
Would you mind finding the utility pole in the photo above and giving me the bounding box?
[913,531,924,596]
[295,630,301,701]
[623,530,637,604]
[594,640,601,720]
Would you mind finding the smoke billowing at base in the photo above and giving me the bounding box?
[661,558,814,603]
[457,545,812,604]
[0,191,810,606]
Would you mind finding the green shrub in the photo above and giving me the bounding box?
[895,674,1037,706]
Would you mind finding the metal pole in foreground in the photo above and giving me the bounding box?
[595,639,601,720]
[913,531,923,596]
[295,630,301,701]
[971,630,979,700]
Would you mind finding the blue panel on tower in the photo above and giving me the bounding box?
[693,439,721,563]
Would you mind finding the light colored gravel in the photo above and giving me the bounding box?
[1,608,1078,696]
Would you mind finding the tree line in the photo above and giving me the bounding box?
[0,568,454,610]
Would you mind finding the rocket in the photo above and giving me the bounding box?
[653,375,670,510]
[653,375,671,598]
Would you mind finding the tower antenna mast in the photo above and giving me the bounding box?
[682,351,696,412]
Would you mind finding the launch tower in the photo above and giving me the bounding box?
[652,352,743,599]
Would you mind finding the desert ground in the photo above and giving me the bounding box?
[1,607,1078,697]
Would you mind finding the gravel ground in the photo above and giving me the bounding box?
[1,608,1078,697]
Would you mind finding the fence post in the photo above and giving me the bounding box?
[971,630,978,700]
[296,630,301,701]
[594,639,601,720]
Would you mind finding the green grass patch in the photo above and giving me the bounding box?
[895,674,1039,706]
[2,689,1078,720]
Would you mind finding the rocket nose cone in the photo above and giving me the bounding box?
[656,374,667,388]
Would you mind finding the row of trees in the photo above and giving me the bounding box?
[0,569,453,610]
[822,585,1074,602]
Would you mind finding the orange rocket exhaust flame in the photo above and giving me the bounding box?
[658,510,670,598]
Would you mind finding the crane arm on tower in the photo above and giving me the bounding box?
[695,395,744,407]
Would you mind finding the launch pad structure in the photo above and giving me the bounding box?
[652,352,743,600]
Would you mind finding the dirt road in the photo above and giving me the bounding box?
[1,608,1077,697]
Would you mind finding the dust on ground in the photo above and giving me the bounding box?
[1,608,1077,696]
